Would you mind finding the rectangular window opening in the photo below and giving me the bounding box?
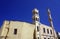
[43,28,45,33]
[47,29,49,34]
[50,30,52,34]
[14,29,17,35]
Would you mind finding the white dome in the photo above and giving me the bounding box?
[33,8,39,13]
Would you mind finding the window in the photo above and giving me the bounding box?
[35,18,39,21]
[47,29,49,34]
[50,30,52,34]
[14,29,17,35]
[43,28,45,33]
[44,38,46,39]
[37,26,39,31]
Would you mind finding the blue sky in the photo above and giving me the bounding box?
[0,0,60,32]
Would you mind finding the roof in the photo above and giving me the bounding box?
[3,20,51,28]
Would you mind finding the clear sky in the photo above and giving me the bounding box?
[0,0,60,32]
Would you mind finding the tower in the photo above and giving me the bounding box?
[48,9,56,39]
[48,9,54,28]
[32,8,40,39]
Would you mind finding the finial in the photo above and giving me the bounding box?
[48,8,51,13]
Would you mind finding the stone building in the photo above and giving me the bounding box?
[0,21,58,39]
[0,8,58,39]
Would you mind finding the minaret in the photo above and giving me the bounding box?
[48,9,56,39]
[48,9,54,28]
[32,8,40,39]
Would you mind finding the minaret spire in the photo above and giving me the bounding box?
[48,8,56,39]
[48,9,54,28]
[32,8,40,39]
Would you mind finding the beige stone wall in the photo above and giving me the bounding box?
[40,24,58,39]
[0,21,10,39]
[0,20,58,39]
[40,24,53,39]
[0,21,35,39]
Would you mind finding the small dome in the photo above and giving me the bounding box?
[32,8,39,14]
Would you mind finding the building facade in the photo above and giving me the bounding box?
[0,20,58,39]
[0,8,58,39]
